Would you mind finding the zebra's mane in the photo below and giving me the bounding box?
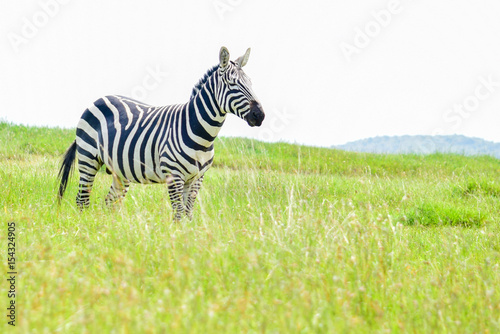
[190,64,219,100]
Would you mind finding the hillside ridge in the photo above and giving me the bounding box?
[336,135,500,158]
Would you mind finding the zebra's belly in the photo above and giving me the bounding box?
[159,148,214,183]
[105,151,165,184]
[105,140,214,185]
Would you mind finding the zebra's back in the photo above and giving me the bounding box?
[76,95,170,184]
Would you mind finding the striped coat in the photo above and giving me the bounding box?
[58,47,265,221]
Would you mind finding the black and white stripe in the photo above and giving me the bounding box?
[58,47,265,221]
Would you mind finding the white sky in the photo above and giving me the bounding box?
[1,0,500,147]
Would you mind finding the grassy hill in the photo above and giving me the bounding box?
[1,122,500,332]
[337,134,500,158]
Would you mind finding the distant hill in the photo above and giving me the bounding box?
[336,135,500,159]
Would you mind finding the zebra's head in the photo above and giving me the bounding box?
[216,47,265,127]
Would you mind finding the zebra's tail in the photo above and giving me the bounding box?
[57,140,77,203]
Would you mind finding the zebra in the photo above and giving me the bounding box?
[57,46,265,221]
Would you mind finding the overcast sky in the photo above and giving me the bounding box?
[1,0,500,147]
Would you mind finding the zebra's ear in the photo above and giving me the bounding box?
[219,46,230,72]
[236,48,251,68]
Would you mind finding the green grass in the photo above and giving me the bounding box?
[1,122,500,333]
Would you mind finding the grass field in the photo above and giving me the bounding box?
[1,121,500,333]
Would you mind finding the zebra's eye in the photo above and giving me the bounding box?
[229,72,238,82]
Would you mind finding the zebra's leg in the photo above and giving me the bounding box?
[167,175,186,221]
[76,158,102,210]
[183,175,204,220]
[105,176,130,206]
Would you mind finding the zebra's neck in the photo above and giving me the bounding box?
[183,74,226,149]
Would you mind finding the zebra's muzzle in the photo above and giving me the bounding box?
[246,101,265,127]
